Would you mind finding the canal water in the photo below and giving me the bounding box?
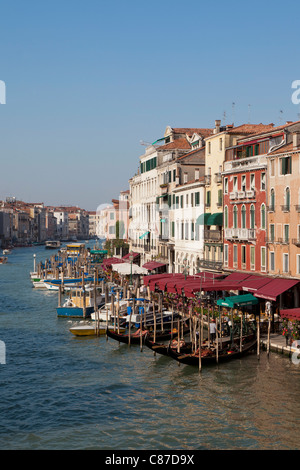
[0,245,299,450]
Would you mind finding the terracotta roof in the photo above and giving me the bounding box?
[158,137,192,151]
[238,120,300,141]
[172,128,214,138]
[226,123,275,135]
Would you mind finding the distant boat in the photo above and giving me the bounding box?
[45,241,61,249]
[3,249,12,255]
[0,257,8,264]
[57,287,104,318]
[69,324,126,337]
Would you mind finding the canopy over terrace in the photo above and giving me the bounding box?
[102,257,126,267]
[280,308,300,320]
[216,294,259,309]
[122,252,139,261]
[112,263,148,275]
[142,261,167,272]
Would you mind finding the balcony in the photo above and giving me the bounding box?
[295,205,300,212]
[204,229,222,242]
[246,190,255,198]
[214,173,222,184]
[229,191,238,200]
[281,204,290,212]
[292,238,300,247]
[197,260,223,271]
[224,228,256,240]
[267,205,275,212]
[238,191,246,199]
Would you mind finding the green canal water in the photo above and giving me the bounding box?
[0,245,299,450]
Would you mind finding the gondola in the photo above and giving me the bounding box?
[144,336,192,356]
[167,336,257,366]
[106,323,190,345]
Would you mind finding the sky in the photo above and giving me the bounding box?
[1,0,300,211]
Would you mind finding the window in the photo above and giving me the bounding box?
[195,192,200,206]
[191,222,195,240]
[110,212,114,220]
[250,174,255,190]
[186,194,189,206]
[261,172,266,190]
[184,173,188,184]
[233,205,238,229]
[176,196,179,208]
[241,205,246,229]
[219,138,223,151]
[283,253,289,273]
[270,252,275,271]
[233,176,238,191]
[206,191,211,207]
[250,204,255,229]
[233,245,238,266]
[241,175,246,192]
[280,156,292,175]
[261,204,266,229]
[250,246,255,270]
[284,224,289,243]
[185,222,189,240]
[241,245,246,268]
[261,247,266,272]
[270,188,275,211]
[269,224,275,242]
[208,142,211,154]
[195,168,200,180]
[109,226,115,234]
[285,187,290,211]
[173,169,176,182]
[224,206,228,229]
[224,177,228,194]
[191,193,194,207]
[224,244,228,267]
[180,196,183,208]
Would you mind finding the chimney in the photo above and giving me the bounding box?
[293,132,300,149]
[214,119,221,134]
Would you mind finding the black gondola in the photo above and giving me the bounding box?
[106,324,190,345]
[167,337,257,366]
[144,336,192,356]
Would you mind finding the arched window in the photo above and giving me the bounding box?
[285,187,290,211]
[241,205,246,229]
[233,205,238,229]
[270,188,275,210]
[261,204,266,229]
[250,204,255,229]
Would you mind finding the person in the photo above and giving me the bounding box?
[210,319,216,343]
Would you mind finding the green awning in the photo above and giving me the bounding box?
[217,293,259,308]
[206,212,223,226]
[90,250,108,254]
[196,213,211,225]
[139,231,149,239]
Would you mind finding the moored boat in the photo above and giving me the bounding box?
[0,257,8,264]
[167,337,257,366]
[70,324,126,337]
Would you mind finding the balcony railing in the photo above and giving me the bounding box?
[197,260,223,271]
[267,205,275,212]
[295,205,300,212]
[204,230,222,242]
[292,238,300,246]
[224,228,256,240]
[281,204,290,212]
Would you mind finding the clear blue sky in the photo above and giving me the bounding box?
[1,0,300,210]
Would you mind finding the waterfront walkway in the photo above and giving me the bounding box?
[260,333,300,357]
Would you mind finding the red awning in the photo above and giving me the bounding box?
[142,261,167,271]
[241,276,273,293]
[280,308,300,320]
[122,252,139,260]
[102,257,126,266]
[254,279,300,301]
